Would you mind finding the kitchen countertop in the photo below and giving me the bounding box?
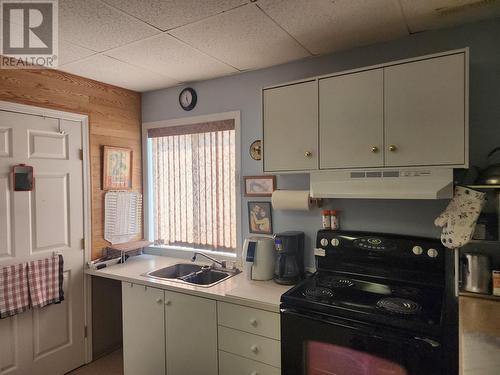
[85,254,292,312]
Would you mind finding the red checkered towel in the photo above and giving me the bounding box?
[0,263,30,319]
[28,254,64,308]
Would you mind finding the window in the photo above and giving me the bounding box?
[147,118,237,253]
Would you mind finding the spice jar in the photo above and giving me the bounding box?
[321,210,331,229]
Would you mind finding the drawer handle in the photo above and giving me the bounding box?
[156,298,163,304]
[249,318,258,327]
[371,146,378,153]
[164,300,171,306]
[250,372,259,375]
[304,151,312,158]
[250,345,259,354]
[389,145,397,152]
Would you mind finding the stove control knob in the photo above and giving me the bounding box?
[427,248,438,258]
[320,238,328,247]
[331,238,340,247]
[412,246,423,255]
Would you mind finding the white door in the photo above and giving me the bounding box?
[319,69,384,169]
[0,109,86,375]
[384,53,466,167]
[263,80,318,172]
[122,282,165,375]
[165,290,218,375]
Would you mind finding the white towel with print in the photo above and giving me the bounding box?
[435,186,486,249]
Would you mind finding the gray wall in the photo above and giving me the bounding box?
[142,18,500,267]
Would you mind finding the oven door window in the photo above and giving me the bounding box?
[281,308,442,375]
[307,341,407,375]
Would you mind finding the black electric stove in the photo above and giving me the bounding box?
[280,230,458,375]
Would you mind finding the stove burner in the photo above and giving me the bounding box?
[376,298,421,315]
[329,278,355,288]
[320,277,355,289]
[303,287,334,299]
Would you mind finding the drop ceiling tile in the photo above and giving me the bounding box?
[57,40,96,66]
[59,0,159,52]
[105,33,237,82]
[258,0,408,56]
[399,0,500,33]
[59,54,180,92]
[170,4,311,71]
[102,0,247,31]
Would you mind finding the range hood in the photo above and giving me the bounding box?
[310,168,453,200]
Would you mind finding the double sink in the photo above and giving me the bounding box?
[144,262,240,288]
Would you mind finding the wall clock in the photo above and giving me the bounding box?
[179,87,197,111]
[250,140,262,160]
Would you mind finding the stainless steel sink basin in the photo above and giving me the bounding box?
[144,263,240,288]
[147,263,204,279]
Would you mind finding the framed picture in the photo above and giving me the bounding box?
[248,201,273,235]
[244,175,276,197]
[103,146,133,190]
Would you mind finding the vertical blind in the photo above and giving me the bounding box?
[149,119,236,252]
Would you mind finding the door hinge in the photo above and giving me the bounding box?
[79,148,84,160]
[84,325,88,338]
[81,238,85,250]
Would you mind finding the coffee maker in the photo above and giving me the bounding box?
[273,231,305,285]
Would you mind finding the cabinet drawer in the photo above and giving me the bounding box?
[218,302,280,339]
[219,351,280,375]
[218,326,281,368]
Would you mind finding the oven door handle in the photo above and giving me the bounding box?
[281,308,441,349]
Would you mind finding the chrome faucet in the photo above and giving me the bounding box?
[191,252,227,269]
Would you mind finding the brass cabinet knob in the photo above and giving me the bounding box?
[304,151,312,158]
[371,146,379,153]
[389,145,397,152]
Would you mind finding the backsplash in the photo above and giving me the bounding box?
[142,18,500,268]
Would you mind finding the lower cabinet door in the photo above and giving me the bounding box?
[219,351,281,375]
[122,282,165,375]
[165,290,218,375]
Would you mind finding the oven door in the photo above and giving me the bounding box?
[281,307,443,375]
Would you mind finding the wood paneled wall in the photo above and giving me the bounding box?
[0,68,142,259]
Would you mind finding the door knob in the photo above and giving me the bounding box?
[156,298,163,304]
[389,145,397,152]
[304,151,312,157]
[250,345,259,354]
[371,146,378,153]
[250,372,259,375]
[249,318,258,327]
[164,300,171,306]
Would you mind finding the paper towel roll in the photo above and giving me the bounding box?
[272,190,311,211]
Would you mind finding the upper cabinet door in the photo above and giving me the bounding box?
[384,53,466,167]
[263,80,318,172]
[319,69,384,169]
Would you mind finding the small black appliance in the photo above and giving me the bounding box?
[273,231,305,285]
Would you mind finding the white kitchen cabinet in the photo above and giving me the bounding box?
[262,49,468,172]
[263,80,318,172]
[164,290,218,375]
[122,283,165,375]
[122,283,218,375]
[384,53,466,167]
[217,302,281,374]
[218,301,280,340]
[219,350,281,375]
[319,69,384,169]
